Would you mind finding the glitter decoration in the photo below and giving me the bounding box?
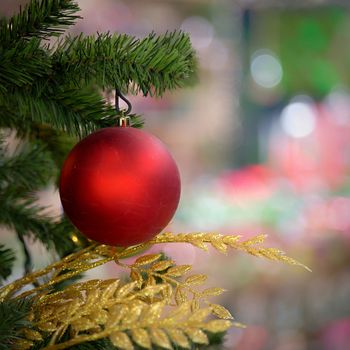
[0,232,309,349]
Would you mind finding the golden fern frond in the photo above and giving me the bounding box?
[116,254,233,320]
[0,232,309,302]
[150,232,311,271]
[38,300,232,350]
[17,263,233,350]
[0,231,309,350]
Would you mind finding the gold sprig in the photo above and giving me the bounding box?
[0,232,309,302]
[19,260,234,350]
[151,232,311,271]
[117,253,234,319]
[0,232,310,349]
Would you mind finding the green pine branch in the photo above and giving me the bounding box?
[50,217,89,257]
[0,142,55,192]
[0,245,15,283]
[0,38,51,93]
[52,31,197,96]
[0,193,52,244]
[0,194,86,258]
[0,297,33,350]
[0,87,116,138]
[0,0,81,45]
[26,124,77,170]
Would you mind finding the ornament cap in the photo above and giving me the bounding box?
[117,115,131,127]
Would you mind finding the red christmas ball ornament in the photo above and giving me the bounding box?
[59,126,181,246]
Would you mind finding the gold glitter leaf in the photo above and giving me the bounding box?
[167,301,191,320]
[150,328,173,350]
[37,322,57,332]
[241,234,266,246]
[201,287,226,297]
[39,306,54,320]
[71,316,95,332]
[190,240,208,251]
[141,284,168,298]
[175,287,187,305]
[222,235,241,247]
[184,274,208,286]
[210,304,234,320]
[203,320,232,333]
[191,299,200,312]
[84,289,100,309]
[188,307,212,322]
[106,305,128,328]
[110,331,134,350]
[23,328,43,341]
[131,328,152,349]
[101,280,119,300]
[185,328,209,345]
[146,275,156,286]
[89,309,109,325]
[211,239,228,253]
[122,304,144,326]
[130,269,143,288]
[166,265,192,277]
[141,301,163,324]
[161,283,173,301]
[151,260,174,271]
[167,329,190,349]
[133,254,162,267]
[116,281,137,298]
[67,298,82,317]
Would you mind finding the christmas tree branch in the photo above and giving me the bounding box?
[0,195,85,262]
[52,31,196,96]
[0,0,81,45]
[0,88,117,138]
[0,297,34,350]
[0,197,53,249]
[0,39,51,93]
[25,125,76,170]
[0,142,55,192]
[0,245,15,284]
[16,232,35,280]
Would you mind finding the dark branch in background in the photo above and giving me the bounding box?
[16,233,31,276]
[0,244,15,284]
[16,232,40,287]
[0,0,81,45]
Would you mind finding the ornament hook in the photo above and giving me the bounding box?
[115,88,132,115]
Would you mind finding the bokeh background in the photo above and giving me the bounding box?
[2,1,350,349]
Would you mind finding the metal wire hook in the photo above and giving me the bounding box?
[115,88,132,115]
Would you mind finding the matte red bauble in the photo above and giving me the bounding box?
[59,127,181,246]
